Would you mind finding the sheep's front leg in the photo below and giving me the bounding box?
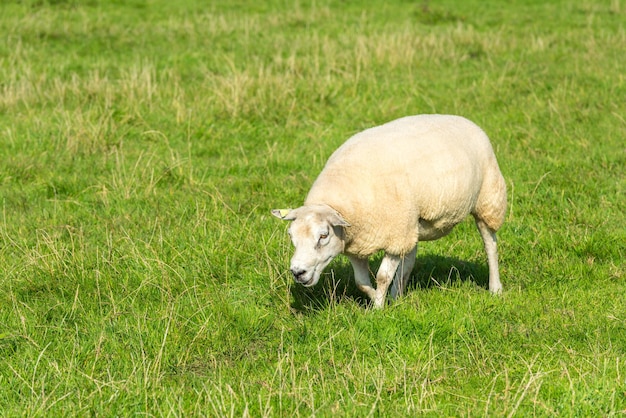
[475,219,503,294]
[389,246,417,300]
[373,254,402,308]
[348,255,376,302]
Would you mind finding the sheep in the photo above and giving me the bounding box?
[272,114,507,308]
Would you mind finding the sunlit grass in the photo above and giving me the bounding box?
[0,0,624,415]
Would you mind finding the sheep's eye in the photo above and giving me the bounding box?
[319,232,329,240]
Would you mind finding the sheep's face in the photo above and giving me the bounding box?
[272,205,349,287]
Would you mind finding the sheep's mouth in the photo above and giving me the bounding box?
[292,269,317,287]
[299,267,323,287]
[301,276,316,287]
[292,255,335,287]
[307,256,335,287]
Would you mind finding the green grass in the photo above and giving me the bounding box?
[1,0,625,415]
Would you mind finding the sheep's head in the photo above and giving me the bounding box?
[272,205,349,287]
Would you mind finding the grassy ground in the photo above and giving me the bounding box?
[1,0,625,415]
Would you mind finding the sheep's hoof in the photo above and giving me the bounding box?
[489,286,503,295]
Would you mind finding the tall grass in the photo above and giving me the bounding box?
[1,0,625,415]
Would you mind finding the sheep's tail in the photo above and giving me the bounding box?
[474,168,507,232]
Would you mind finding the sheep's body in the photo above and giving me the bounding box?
[306,114,506,255]
[273,114,507,308]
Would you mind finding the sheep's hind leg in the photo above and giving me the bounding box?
[348,256,376,302]
[474,218,503,294]
[389,246,417,301]
[373,254,402,308]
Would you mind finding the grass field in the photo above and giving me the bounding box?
[1,0,625,415]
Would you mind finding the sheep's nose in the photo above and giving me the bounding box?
[290,267,307,281]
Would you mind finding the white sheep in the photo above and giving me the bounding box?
[272,114,507,308]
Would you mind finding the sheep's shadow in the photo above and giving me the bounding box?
[289,253,489,313]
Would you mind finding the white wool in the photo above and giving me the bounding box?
[273,114,507,308]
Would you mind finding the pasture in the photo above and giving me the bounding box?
[0,0,624,415]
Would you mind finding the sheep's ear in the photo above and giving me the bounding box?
[271,208,296,221]
[329,211,350,227]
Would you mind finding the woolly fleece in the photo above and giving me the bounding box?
[303,114,507,258]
